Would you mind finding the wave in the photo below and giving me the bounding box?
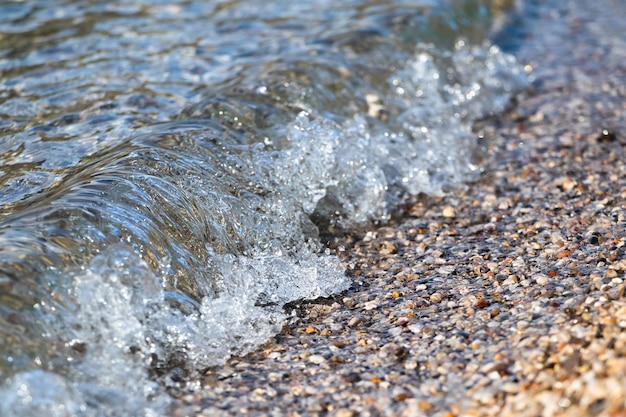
[0,1,528,415]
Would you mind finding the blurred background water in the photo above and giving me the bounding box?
[0,0,527,415]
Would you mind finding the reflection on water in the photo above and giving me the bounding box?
[0,0,527,415]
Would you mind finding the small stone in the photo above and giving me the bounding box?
[394,392,413,402]
[418,400,433,410]
[268,372,282,382]
[556,249,572,259]
[396,317,410,327]
[442,206,456,218]
[530,111,544,122]
[407,324,422,334]
[502,275,519,285]
[498,199,511,210]
[501,382,519,393]
[343,297,356,308]
[597,128,617,142]
[430,292,443,303]
[379,241,397,255]
[389,327,403,337]
[475,299,488,308]
[437,265,455,275]
[364,300,379,310]
[308,355,326,364]
[348,317,362,327]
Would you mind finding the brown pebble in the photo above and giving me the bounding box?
[394,392,413,402]
[556,249,572,259]
[418,400,433,410]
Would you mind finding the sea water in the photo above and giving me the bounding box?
[0,0,528,415]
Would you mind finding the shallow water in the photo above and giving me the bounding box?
[0,0,527,415]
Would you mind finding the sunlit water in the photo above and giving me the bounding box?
[0,0,528,415]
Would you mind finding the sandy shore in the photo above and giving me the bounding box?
[178,1,626,416]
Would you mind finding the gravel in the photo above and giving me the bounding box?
[176,1,626,415]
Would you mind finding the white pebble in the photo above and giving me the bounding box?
[308,355,326,364]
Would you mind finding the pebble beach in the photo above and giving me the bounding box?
[178,1,626,415]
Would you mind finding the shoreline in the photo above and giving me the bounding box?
[179,1,626,416]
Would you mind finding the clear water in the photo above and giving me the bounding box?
[0,0,527,415]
